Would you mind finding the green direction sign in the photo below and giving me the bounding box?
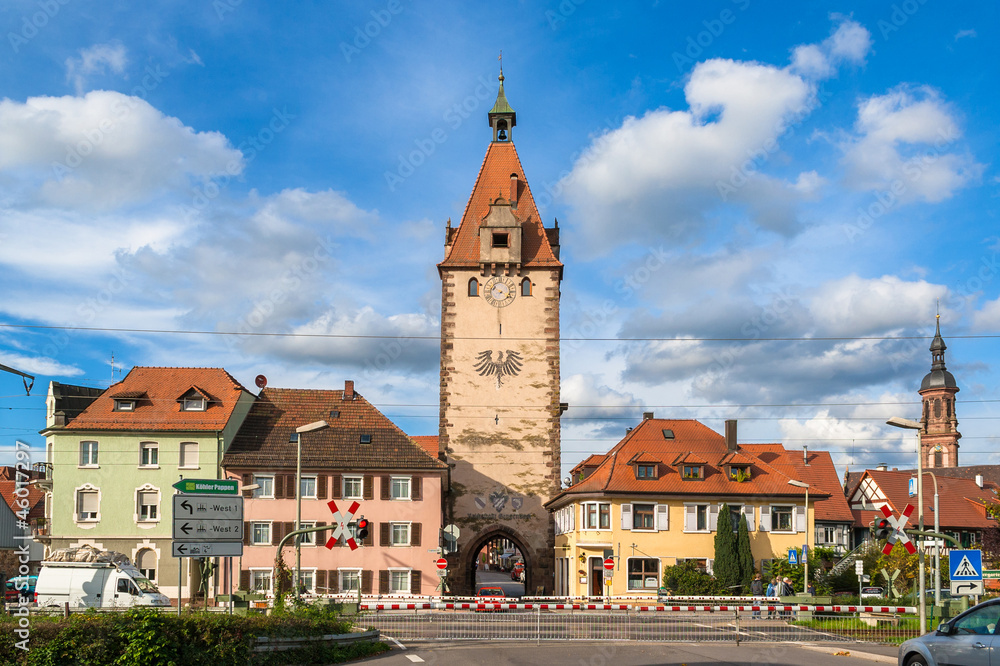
[984,570,1000,580]
[172,478,238,495]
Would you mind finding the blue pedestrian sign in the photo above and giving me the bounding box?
[788,549,798,565]
[950,549,983,581]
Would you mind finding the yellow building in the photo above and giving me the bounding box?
[545,417,824,597]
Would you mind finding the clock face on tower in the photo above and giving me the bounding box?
[484,276,516,308]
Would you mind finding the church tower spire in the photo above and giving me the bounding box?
[918,315,961,467]
[488,67,516,143]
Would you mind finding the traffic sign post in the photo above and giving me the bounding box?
[950,549,984,596]
[877,504,916,555]
[603,557,615,571]
[171,493,244,559]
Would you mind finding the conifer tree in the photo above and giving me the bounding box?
[713,503,740,591]
[737,513,754,588]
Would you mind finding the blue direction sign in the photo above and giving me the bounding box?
[950,549,983,581]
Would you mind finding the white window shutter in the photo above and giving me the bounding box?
[656,504,669,531]
[708,504,719,532]
[759,506,771,532]
[795,505,806,533]
[706,558,715,575]
[621,504,632,530]
[744,506,755,531]
[685,505,695,531]
[570,506,575,531]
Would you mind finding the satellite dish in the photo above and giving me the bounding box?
[563,477,572,487]
[255,375,267,389]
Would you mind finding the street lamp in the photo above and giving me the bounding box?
[788,479,810,594]
[914,471,941,609]
[887,416,925,634]
[294,420,329,600]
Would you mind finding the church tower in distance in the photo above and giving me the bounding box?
[438,70,563,594]
[919,315,961,468]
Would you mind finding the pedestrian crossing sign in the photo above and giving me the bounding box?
[950,549,983,581]
[788,549,798,565]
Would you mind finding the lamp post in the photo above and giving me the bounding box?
[294,420,329,601]
[788,479,810,594]
[914,471,941,609]
[887,416,925,634]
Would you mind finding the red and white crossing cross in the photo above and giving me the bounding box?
[879,503,917,555]
[324,500,361,551]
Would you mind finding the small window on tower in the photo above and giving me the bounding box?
[492,233,509,248]
[521,279,531,296]
[468,279,479,297]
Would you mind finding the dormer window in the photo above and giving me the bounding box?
[114,400,135,412]
[682,465,703,480]
[181,397,206,411]
[635,464,656,479]
[492,232,509,248]
[729,465,751,481]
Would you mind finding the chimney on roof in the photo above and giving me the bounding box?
[643,411,654,420]
[510,174,518,208]
[976,474,984,488]
[725,419,737,452]
[803,445,809,466]
[344,380,354,401]
[876,463,887,471]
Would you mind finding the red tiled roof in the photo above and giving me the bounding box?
[0,480,44,520]
[546,419,822,508]
[411,436,440,459]
[780,448,855,523]
[627,451,662,464]
[571,454,606,474]
[222,387,448,472]
[718,451,757,466]
[848,469,996,530]
[58,367,250,432]
[438,141,561,269]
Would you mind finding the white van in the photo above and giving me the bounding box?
[35,561,170,609]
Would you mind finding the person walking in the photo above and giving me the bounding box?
[765,577,777,619]
[750,574,764,619]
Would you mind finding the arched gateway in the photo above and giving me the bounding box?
[437,70,563,596]
[465,525,533,594]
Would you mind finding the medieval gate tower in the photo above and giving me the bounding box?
[438,71,562,594]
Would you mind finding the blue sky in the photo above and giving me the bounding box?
[0,1,997,482]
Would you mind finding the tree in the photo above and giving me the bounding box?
[662,560,726,595]
[713,503,741,591]
[736,514,754,588]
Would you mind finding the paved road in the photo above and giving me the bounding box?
[358,640,899,665]
[475,570,525,598]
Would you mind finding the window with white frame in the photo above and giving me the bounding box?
[297,569,315,594]
[632,503,655,530]
[253,475,274,499]
[684,503,717,533]
[555,505,576,535]
[391,476,411,500]
[79,441,99,467]
[179,442,199,469]
[251,522,271,545]
[582,502,611,530]
[137,490,159,522]
[113,399,135,412]
[136,548,156,582]
[300,476,317,499]
[389,569,411,593]
[340,569,361,593]
[250,570,272,593]
[390,522,411,546]
[343,476,363,499]
[139,442,158,467]
[339,520,363,546]
[181,396,206,411]
[627,558,660,590]
[299,521,316,546]
[76,488,99,521]
[771,505,794,532]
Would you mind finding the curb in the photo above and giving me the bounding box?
[799,644,897,663]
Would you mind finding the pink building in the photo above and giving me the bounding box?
[222,381,447,598]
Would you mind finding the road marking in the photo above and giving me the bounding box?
[384,635,406,650]
[405,656,425,663]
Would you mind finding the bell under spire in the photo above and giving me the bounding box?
[488,65,516,143]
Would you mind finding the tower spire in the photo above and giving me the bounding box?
[488,57,516,143]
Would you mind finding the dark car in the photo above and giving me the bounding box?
[4,576,37,604]
[898,597,1000,666]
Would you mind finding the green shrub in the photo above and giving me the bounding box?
[661,560,727,595]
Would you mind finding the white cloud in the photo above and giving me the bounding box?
[840,85,984,202]
[790,18,871,79]
[810,274,947,336]
[954,29,977,40]
[0,91,244,210]
[65,42,128,95]
[973,297,1000,331]
[0,351,83,377]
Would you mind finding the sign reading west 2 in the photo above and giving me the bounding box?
[172,478,239,495]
